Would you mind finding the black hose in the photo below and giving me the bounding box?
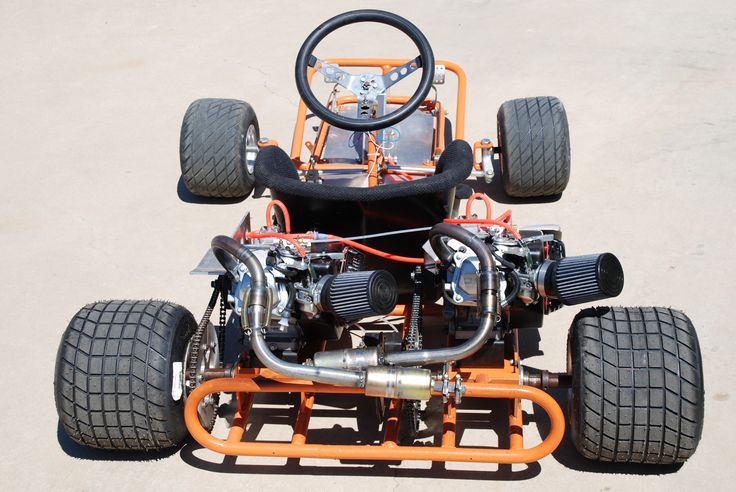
[500,269,521,308]
[492,248,516,269]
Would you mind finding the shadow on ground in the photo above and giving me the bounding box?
[176,176,270,204]
[465,156,562,205]
[56,376,682,476]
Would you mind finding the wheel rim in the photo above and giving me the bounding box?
[245,124,258,174]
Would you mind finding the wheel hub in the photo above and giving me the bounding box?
[183,321,220,428]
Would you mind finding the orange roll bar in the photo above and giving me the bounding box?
[184,376,565,464]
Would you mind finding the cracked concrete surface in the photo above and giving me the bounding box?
[1,0,735,490]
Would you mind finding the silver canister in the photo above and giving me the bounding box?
[364,366,432,400]
[312,347,380,370]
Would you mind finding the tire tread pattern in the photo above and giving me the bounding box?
[569,306,704,464]
[179,98,258,198]
[497,96,570,197]
[54,300,197,451]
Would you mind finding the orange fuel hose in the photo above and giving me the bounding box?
[444,192,521,240]
[265,199,292,233]
[326,235,425,264]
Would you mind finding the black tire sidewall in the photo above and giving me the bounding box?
[163,305,198,443]
[179,98,259,198]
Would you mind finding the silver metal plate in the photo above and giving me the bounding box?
[321,106,435,165]
[190,212,252,275]
[433,64,446,85]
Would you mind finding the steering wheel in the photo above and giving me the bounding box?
[295,10,435,132]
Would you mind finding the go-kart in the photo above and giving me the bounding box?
[55,10,703,468]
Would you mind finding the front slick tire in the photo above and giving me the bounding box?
[54,300,197,451]
[497,96,570,197]
[179,98,259,198]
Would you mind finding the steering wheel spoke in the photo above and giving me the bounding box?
[381,56,422,90]
[310,57,357,91]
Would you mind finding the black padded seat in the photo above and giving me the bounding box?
[254,140,473,298]
[255,140,473,201]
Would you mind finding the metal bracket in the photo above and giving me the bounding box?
[191,213,252,275]
[312,57,422,120]
[480,138,494,183]
[437,363,465,404]
[433,64,446,85]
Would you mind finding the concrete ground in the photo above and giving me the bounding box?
[1,0,735,490]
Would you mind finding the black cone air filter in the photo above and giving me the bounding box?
[536,253,624,305]
[319,270,398,321]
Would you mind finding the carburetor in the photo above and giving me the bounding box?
[441,224,624,336]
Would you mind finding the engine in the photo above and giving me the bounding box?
[441,224,624,339]
[225,223,624,363]
[228,238,400,360]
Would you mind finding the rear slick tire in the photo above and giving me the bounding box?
[568,306,704,464]
[54,300,197,451]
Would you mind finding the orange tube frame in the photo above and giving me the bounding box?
[290,58,467,164]
[184,369,564,463]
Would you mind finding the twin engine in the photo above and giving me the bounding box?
[228,224,624,358]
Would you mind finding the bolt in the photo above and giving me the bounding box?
[481,138,491,145]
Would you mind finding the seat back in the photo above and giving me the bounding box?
[254,140,473,296]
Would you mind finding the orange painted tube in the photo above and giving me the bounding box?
[227,392,254,443]
[509,398,524,450]
[387,304,442,317]
[441,399,457,448]
[184,379,565,464]
[291,393,314,445]
[367,132,379,187]
[383,399,402,447]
